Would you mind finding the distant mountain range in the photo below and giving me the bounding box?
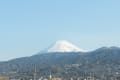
[0,40,120,78]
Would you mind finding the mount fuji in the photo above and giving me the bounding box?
[45,40,84,53]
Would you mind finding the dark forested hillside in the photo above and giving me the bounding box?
[0,47,120,78]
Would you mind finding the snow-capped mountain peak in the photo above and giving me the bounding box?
[47,40,84,52]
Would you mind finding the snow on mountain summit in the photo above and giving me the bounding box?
[47,40,84,52]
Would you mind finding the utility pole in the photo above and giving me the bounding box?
[34,65,37,80]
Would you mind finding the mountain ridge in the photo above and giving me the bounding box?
[0,46,120,79]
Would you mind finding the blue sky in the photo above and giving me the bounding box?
[0,0,120,61]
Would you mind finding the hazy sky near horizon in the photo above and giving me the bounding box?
[0,0,120,61]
